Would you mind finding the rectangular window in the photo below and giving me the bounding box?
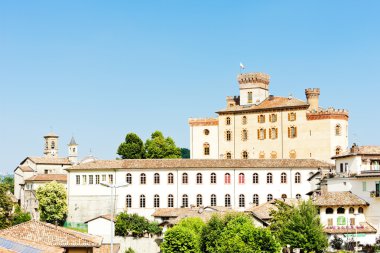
[89,175,93,184]
[350,218,355,226]
[362,182,367,192]
[328,218,333,226]
[95,175,100,184]
[340,163,344,173]
[76,175,80,185]
[102,175,106,182]
[248,92,252,104]
[345,163,348,172]
[82,175,87,185]
[109,174,114,184]
[376,182,380,197]
[44,170,48,174]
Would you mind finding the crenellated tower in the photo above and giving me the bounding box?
[237,73,270,106]
[305,88,320,111]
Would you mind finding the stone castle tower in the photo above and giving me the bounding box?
[43,132,59,157]
[237,73,270,105]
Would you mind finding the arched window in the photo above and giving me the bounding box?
[154,173,160,184]
[337,207,345,214]
[211,194,217,207]
[126,173,132,184]
[281,194,287,199]
[196,173,203,184]
[257,128,266,140]
[226,117,231,125]
[335,124,342,136]
[242,151,248,159]
[349,207,355,214]
[182,194,188,208]
[267,173,273,183]
[210,173,217,184]
[336,146,342,155]
[242,116,247,125]
[252,173,259,184]
[239,173,245,184]
[267,194,273,202]
[239,194,245,207]
[140,173,146,184]
[242,129,248,141]
[288,126,297,138]
[204,143,210,155]
[196,194,203,207]
[140,195,146,208]
[281,172,287,184]
[168,173,174,184]
[269,127,278,139]
[295,172,301,183]
[224,173,231,184]
[296,194,301,200]
[226,130,232,141]
[253,194,259,206]
[168,194,174,208]
[126,195,132,208]
[51,141,55,149]
[288,112,296,121]
[204,129,210,135]
[182,173,188,184]
[226,152,232,159]
[358,207,364,213]
[225,194,231,207]
[269,113,277,123]
[154,194,160,208]
[289,150,297,159]
[270,151,277,159]
[258,114,265,123]
[326,208,334,214]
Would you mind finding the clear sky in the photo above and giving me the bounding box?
[1,1,380,174]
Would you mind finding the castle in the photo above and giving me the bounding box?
[189,72,349,162]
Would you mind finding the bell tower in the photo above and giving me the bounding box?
[44,132,59,157]
[68,137,78,164]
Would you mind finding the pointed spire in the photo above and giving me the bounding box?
[69,136,77,146]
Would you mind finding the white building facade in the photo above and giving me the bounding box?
[190,72,349,162]
[66,159,331,223]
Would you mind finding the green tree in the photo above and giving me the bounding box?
[180,148,190,159]
[145,131,181,159]
[202,213,280,253]
[0,175,14,194]
[115,212,162,237]
[12,205,31,225]
[269,200,328,253]
[0,184,13,229]
[36,181,67,225]
[117,133,145,159]
[161,218,205,253]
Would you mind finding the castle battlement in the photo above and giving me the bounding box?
[307,107,349,121]
[237,73,270,85]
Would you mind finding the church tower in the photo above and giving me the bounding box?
[68,137,78,164]
[237,73,270,105]
[44,132,59,157]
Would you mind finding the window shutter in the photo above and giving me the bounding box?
[264,129,266,139]
[257,115,260,123]
[275,128,278,139]
[294,113,297,121]
[288,113,290,121]
[269,114,272,122]
[288,127,290,138]
[269,129,272,139]
[295,127,297,137]
[257,129,260,139]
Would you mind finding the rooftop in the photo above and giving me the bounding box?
[67,159,332,171]
[24,174,67,182]
[0,221,102,248]
[246,199,300,221]
[21,157,72,165]
[313,191,368,207]
[324,222,377,234]
[333,145,380,159]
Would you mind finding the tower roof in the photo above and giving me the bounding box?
[44,132,58,138]
[68,136,78,146]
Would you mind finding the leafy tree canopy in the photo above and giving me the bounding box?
[36,181,67,225]
[145,131,181,159]
[180,148,190,159]
[0,184,13,229]
[117,133,145,159]
[115,212,162,237]
[269,200,328,253]
[12,205,31,225]
[0,175,14,194]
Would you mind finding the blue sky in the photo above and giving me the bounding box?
[1,1,380,174]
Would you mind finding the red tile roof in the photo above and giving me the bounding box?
[0,220,102,247]
[313,191,368,206]
[21,157,72,165]
[0,234,64,253]
[18,166,34,172]
[25,174,67,182]
[324,222,377,234]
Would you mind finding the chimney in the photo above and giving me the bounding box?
[305,88,320,111]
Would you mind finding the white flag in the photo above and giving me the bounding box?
[240,62,245,69]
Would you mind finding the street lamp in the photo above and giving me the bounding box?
[100,182,129,253]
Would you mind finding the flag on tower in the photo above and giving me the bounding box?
[240,62,245,69]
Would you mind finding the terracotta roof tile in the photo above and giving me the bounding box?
[25,157,72,165]
[0,234,64,252]
[67,159,332,171]
[324,222,377,234]
[18,166,34,172]
[25,174,67,182]
[217,96,309,114]
[0,221,102,247]
[313,191,368,206]
[93,244,120,253]
[333,146,380,159]
[85,214,113,223]
[246,199,300,220]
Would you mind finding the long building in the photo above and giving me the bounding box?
[189,72,349,162]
